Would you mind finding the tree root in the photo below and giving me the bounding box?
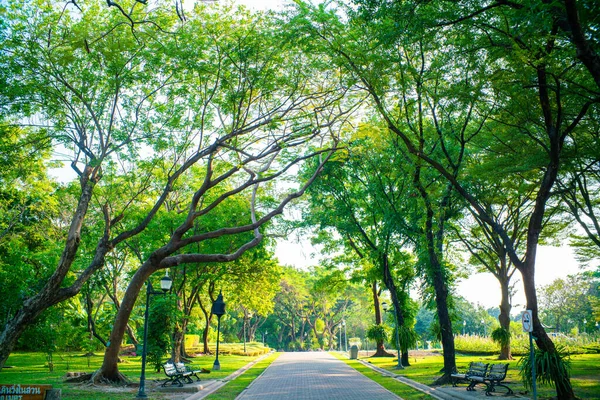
[371,349,396,357]
[432,374,452,386]
[90,369,132,385]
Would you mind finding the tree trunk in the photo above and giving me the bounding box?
[520,264,575,399]
[0,174,100,370]
[381,254,411,366]
[171,319,188,363]
[95,263,155,382]
[431,256,456,384]
[498,275,513,360]
[401,351,410,367]
[370,281,394,357]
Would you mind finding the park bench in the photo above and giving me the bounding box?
[161,362,191,387]
[451,361,488,387]
[467,363,513,396]
[175,362,210,383]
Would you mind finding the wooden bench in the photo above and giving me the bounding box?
[161,362,191,387]
[175,362,210,383]
[451,361,488,387]
[468,363,513,396]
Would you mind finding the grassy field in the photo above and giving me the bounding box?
[2,347,598,399]
[203,352,280,400]
[0,343,269,400]
[346,351,600,400]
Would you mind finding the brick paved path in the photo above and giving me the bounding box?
[235,351,402,400]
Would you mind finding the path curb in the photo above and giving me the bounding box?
[356,359,452,400]
[184,351,275,400]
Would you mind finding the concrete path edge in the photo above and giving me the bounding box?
[184,351,276,400]
[356,359,457,400]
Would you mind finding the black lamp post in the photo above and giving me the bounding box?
[136,272,173,399]
[211,291,226,370]
[382,301,403,370]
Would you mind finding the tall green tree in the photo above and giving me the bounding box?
[301,132,420,363]
[291,1,598,394]
[0,1,351,378]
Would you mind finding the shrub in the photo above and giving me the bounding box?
[367,324,389,343]
[491,327,511,348]
[518,345,571,393]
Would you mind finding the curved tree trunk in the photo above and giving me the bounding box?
[520,264,575,399]
[498,275,513,360]
[95,263,156,382]
[0,174,101,370]
[381,254,410,366]
[370,281,394,357]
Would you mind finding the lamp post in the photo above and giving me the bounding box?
[338,325,342,351]
[463,320,466,336]
[382,302,403,369]
[481,319,486,336]
[136,272,173,399]
[583,318,587,334]
[263,330,267,347]
[211,291,226,371]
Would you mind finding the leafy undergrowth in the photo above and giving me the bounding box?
[187,342,270,357]
[454,334,600,356]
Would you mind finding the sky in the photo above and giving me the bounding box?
[274,238,582,310]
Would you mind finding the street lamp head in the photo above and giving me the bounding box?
[211,290,226,317]
[463,320,466,326]
[382,302,388,312]
[160,274,173,292]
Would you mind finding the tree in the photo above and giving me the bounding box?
[538,274,596,334]
[291,0,598,395]
[300,132,421,361]
[0,1,353,377]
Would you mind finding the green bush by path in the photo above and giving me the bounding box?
[187,342,270,357]
[454,333,600,356]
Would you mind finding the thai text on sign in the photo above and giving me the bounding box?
[0,384,52,400]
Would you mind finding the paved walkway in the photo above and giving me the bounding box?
[235,352,401,400]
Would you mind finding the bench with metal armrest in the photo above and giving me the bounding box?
[161,362,192,387]
[468,363,514,396]
[175,362,211,382]
[451,361,488,387]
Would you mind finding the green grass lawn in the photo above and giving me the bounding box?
[203,352,280,400]
[351,351,600,400]
[0,347,267,400]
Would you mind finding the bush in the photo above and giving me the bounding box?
[518,345,571,393]
[145,294,179,372]
[367,324,389,343]
[454,335,499,354]
[491,327,511,348]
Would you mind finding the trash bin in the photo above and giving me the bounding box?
[350,345,359,359]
